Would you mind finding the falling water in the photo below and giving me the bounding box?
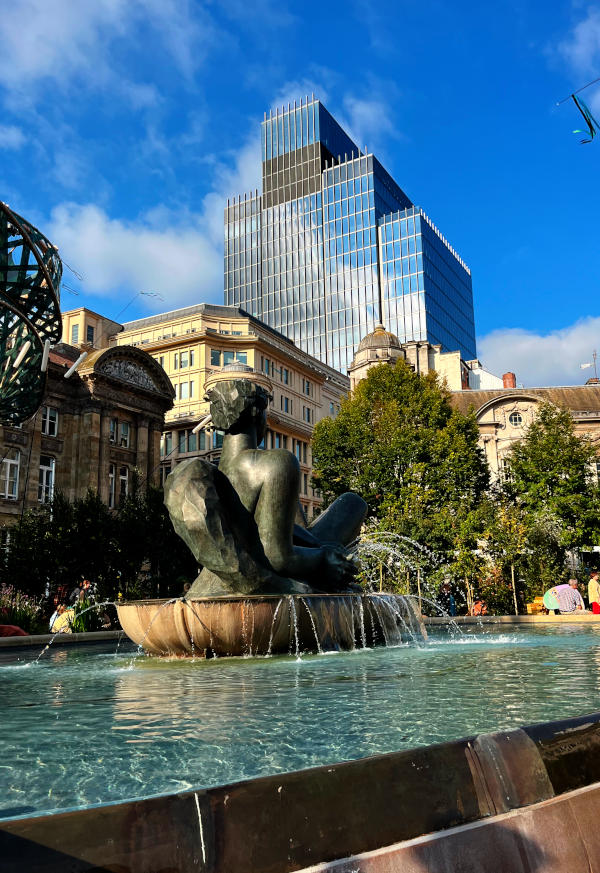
[301,598,322,654]
[267,597,284,656]
[288,595,300,657]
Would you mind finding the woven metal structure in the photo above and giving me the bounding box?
[0,202,62,425]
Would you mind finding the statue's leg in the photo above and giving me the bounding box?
[308,493,367,546]
[254,452,330,580]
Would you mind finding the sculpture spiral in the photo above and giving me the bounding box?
[0,202,62,425]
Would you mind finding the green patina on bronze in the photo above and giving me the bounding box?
[164,375,367,596]
[0,202,62,426]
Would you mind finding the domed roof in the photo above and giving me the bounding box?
[356,323,401,353]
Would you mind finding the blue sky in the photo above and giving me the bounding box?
[1,0,599,386]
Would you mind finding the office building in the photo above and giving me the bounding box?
[225,97,476,373]
[114,303,349,519]
[0,342,173,530]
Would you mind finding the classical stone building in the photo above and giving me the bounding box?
[0,343,174,530]
[450,384,600,481]
[348,323,503,392]
[61,303,349,519]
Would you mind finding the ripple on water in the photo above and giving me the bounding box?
[2,627,600,820]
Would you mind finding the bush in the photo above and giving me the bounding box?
[0,584,45,634]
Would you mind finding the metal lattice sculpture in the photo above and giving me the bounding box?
[0,202,62,425]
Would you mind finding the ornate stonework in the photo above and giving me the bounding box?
[97,358,158,393]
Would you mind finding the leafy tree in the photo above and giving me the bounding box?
[1,485,196,605]
[312,360,489,567]
[484,502,527,614]
[503,402,600,550]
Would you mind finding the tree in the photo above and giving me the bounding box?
[484,502,527,615]
[489,402,600,604]
[504,402,599,549]
[312,360,489,566]
[1,485,196,603]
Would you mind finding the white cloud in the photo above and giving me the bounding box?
[0,125,26,149]
[558,8,600,75]
[341,95,399,153]
[47,130,262,310]
[49,202,223,307]
[0,0,210,102]
[478,317,600,387]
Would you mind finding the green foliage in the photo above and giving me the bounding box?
[0,583,45,634]
[0,484,196,604]
[503,402,600,549]
[312,360,489,562]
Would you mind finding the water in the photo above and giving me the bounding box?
[3,624,600,821]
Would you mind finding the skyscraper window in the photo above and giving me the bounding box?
[225,97,476,373]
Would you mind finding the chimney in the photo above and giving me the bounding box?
[502,372,517,389]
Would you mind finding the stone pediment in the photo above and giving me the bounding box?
[81,346,175,402]
[98,358,157,392]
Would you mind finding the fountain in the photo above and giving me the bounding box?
[117,367,426,656]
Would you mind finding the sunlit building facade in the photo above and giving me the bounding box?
[225,98,476,374]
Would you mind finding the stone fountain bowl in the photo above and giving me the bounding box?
[116,593,425,657]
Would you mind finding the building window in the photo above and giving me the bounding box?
[281,395,290,413]
[178,431,186,453]
[303,406,312,424]
[198,431,206,451]
[120,422,130,448]
[294,441,302,462]
[119,466,129,501]
[303,379,312,396]
[71,324,79,344]
[109,418,118,444]
[0,450,19,499]
[38,456,55,503]
[210,349,221,366]
[41,405,58,436]
[509,412,523,427]
[213,431,224,449]
[263,356,270,375]
[108,464,116,508]
[180,351,189,368]
[274,433,281,448]
[161,432,173,457]
[499,457,512,483]
[303,473,308,495]
[86,325,94,344]
[281,368,289,385]
[188,431,197,453]
[158,355,165,368]
[160,464,171,486]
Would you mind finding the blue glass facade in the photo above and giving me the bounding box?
[225,98,476,373]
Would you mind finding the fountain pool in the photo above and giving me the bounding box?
[3,623,600,822]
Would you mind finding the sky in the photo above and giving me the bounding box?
[1,0,599,387]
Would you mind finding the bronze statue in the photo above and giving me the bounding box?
[164,373,367,597]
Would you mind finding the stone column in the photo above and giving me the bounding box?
[136,416,150,481]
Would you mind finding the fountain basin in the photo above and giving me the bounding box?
[116,593,424,656]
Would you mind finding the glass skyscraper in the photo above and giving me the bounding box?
[224,98,476,374]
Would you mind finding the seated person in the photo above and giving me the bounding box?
[165,375,367,596]
[544,580,585,614]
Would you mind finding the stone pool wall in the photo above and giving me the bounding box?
[3,711,600,872]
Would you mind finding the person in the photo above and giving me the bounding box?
[589,570,600,615]
[471,599,488,617]
[544,579,585,615]
[51,604,74,633]
[438,582,456,616]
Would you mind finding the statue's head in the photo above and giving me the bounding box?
[206,379,272,441]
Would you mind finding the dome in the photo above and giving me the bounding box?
[356,323,401,353]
